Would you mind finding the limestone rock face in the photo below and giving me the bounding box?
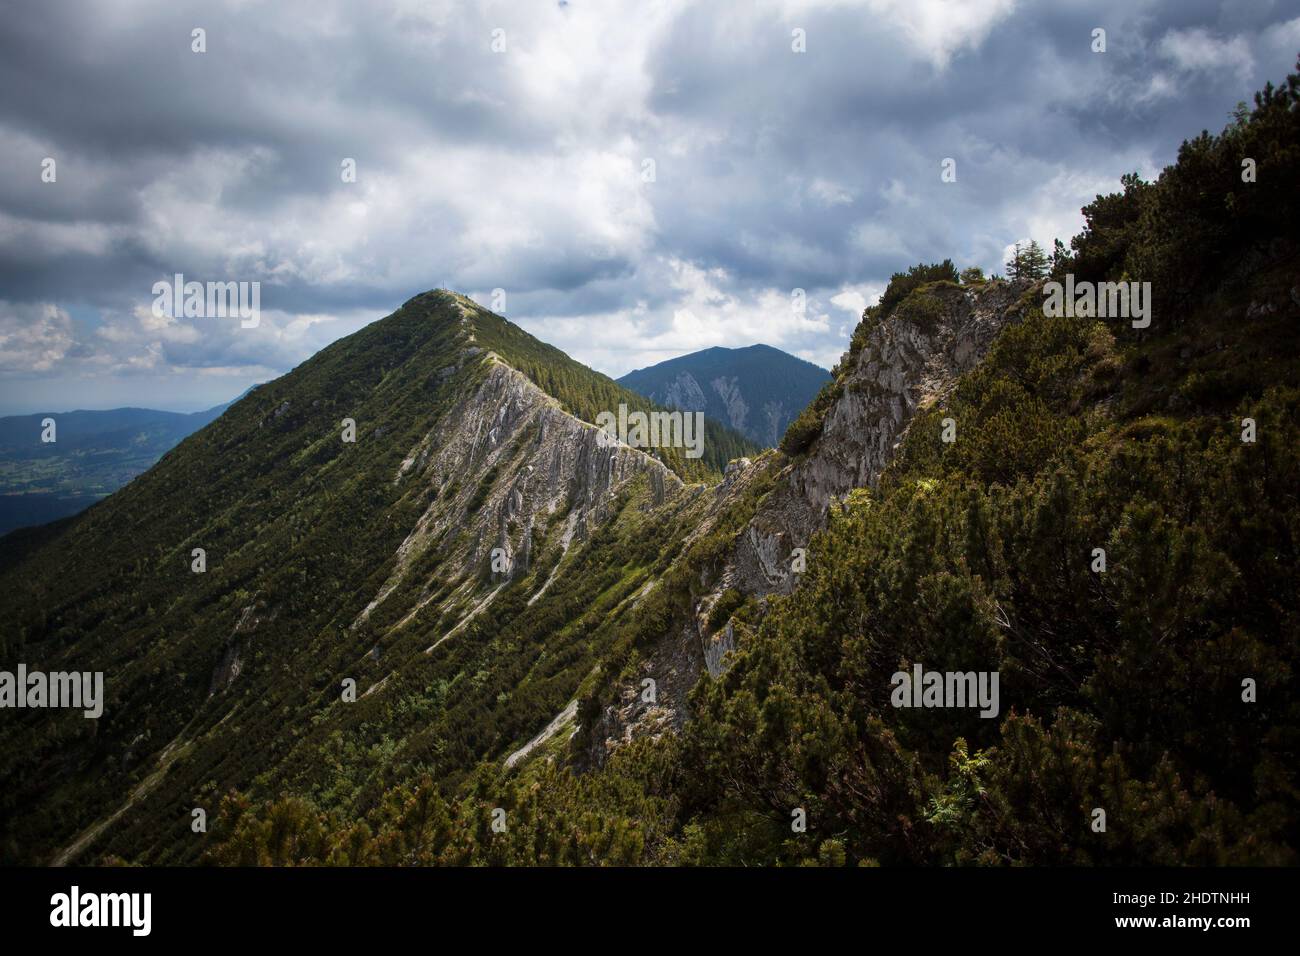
[590,280,1031,763]
[710,375,750,434]
[357,353,685,632]
[731,280,1029,599]
[722,456,751,483]
[761,400,790,448]
[661,371,707,412]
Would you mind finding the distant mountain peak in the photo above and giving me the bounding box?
[617,344,830,447]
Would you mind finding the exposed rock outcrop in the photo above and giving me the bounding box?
[730,280,1029,599]
[589,280,1031,762]
[357,352,686,636]
[209,597,274,695]
[710,375,750,434]
[661,371,707,412]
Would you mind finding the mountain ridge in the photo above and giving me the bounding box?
[582,276,1035,763]
[202,58,1300,865]
[0,289,746,863]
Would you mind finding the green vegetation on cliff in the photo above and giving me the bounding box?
[0,291,747,864]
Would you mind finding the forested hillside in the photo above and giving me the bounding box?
[3,61,1297,869]
[0,291,749,864]
[203,61,1300,866]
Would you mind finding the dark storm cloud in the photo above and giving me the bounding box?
[0,0,1296,412]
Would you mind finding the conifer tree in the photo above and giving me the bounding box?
[1007,240,1049,279]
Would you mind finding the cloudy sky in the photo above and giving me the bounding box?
[0,0,1297,414]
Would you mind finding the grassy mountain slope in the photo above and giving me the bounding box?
[0,291,749,864]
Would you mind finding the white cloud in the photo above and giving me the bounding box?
[1261,16,1300,62]
[863,0,1019,69]
[0,302,75,373]
[852,221,911,259]
[830,288,868,315]
[809,178,855,206]
[765,0,1018,68]
[1158,28,1254,81]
